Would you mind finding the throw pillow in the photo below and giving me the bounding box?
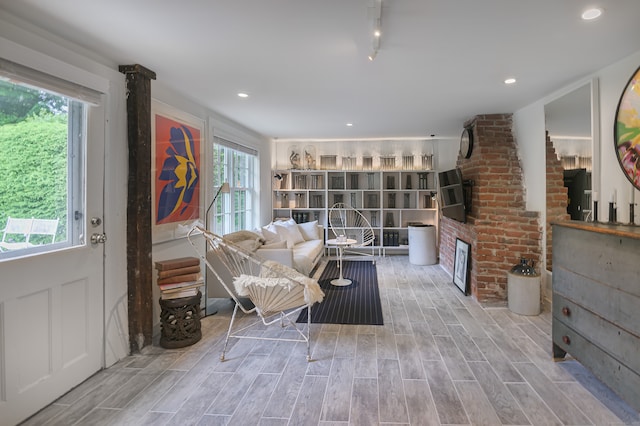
[274,217,297,227]
[273,220,305,248]
[297,220,320,241]
[261,223,282,244]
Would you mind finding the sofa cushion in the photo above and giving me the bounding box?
[261,240,287,249]
[261,223,282,244]
[292,239,324,276]
[298,220,320,241]
[274,220,305,248]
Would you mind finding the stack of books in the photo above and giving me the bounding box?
[155,256,203,300]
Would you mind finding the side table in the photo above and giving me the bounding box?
[159,291,202,349]
[326,238,357,286]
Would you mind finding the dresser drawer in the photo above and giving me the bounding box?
[553,225,640,296]
[553,266,640,335]
[553,293,640,373]
[552,320,640,412]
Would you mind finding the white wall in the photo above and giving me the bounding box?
[598,51,640,215]
[0,13,271,367]
[515,49,640,223]
[513,102,546,213]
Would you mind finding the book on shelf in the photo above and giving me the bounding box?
[155,256,199,271]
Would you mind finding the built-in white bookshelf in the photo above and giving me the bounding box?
[272,168,439,255]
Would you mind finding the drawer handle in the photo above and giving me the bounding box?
[561,306,571,316]
[562,335,571,345]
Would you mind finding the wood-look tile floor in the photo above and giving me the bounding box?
[22,256,640,426]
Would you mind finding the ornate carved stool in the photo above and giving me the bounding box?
[159,291,202,349]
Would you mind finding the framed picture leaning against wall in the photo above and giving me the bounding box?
[453,238,470,295]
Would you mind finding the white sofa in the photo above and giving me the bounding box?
[255,219,324,276]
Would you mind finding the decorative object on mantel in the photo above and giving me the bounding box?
[289,145,301,169]
[561,155,592,171]
[303,145,316,169]
[362,156,373,170]
[402,155,414,170]
[380,156,396,169]
[614,64,640,190]
[342,156,356,170]
[421,154,434,170]
[320,155,337,169]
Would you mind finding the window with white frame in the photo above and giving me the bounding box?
[0,58,95,259]
[210,137,258,234]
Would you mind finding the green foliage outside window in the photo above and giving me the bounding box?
[0,80,68,244]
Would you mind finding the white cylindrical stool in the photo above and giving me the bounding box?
[408,224,437,265]
[507,258,541,315]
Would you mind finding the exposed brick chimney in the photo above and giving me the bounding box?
[439,114,543,304]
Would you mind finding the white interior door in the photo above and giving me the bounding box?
[0,87,105,425]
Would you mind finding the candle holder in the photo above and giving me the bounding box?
[608,202,617,223]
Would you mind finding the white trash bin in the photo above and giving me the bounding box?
[507,258,541,315]
[408,224,437,265]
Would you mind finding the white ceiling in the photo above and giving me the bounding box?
[2,0,640,141]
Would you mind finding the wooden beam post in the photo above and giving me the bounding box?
[119,64,157,353]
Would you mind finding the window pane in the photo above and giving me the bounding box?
[0,79,84,257]
[211,141,257,234]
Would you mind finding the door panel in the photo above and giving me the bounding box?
[0,101,105,425]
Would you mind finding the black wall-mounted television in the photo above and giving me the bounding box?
[438,168,466,223]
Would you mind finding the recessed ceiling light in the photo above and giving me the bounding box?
[237,92,249,98]
[346,123,353,127]
[582,8,602,20]
[504,78,517,85]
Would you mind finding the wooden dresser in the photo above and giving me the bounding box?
[552,222,640,412]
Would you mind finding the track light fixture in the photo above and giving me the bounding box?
[368,0,382,60]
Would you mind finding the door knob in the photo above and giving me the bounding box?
[91,233,107,244]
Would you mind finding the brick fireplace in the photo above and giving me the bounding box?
[439,114,543,304]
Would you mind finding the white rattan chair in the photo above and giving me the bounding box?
[188,226,324,361]
[328,203,376,263]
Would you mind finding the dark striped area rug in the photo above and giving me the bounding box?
[297,260,383,325]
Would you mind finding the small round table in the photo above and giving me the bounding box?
[326,238,357,286]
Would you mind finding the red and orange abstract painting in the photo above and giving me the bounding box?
[154,114,200,225]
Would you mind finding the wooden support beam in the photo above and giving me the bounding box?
[119,64,157,353]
